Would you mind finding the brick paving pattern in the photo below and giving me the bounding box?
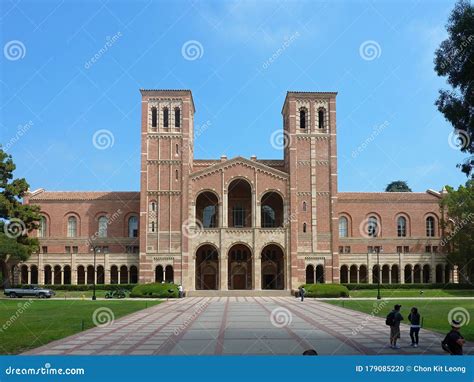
[24,297,473,356]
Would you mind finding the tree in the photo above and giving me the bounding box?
[440,180,474,283]
[0,147,40,287]
[434,0,474,177]
[385,180,412,192]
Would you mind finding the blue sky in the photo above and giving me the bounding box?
[0,0,469,193]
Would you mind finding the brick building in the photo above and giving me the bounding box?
[17,90,454,291]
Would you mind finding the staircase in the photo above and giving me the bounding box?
[186,290,292,297]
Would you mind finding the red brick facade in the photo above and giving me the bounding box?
[18,90,451,290]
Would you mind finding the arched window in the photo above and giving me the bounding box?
[302,201,307,212]
[98,216,108,238]
[174,108,180,128]
[175,144,179,155]
[426,216,435,237]
[163,107,169,128]
[67,216,77,238]
[151,107,157,128]
[368,216,378,237]
[397,216,407,237]
[149,201,156,212]
[318,109,325,129]
[303,222,307,233]
[38,216,47,238]
[300,108,306,130]
[128,216,138,238]
[339,217,348,238]
[175,169,179,180]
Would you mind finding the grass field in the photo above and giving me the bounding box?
[0,299,161,354]
[327,299,474,341]
[349,289,474,298]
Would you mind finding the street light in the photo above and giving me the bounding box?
[376,247,384,300]
[89,244,100,301]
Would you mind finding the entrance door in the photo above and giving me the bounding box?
[264,274,276,289]
[203,274,216,290]
[233,274,245,289]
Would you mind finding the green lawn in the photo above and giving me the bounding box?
[349,289,474,298]
[0,299,161,354]
[327,299,474,341]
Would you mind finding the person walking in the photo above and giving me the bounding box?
[408,307,421,347]
[299,286,305,302]
[386,304,404,349]
[442,320,465,355]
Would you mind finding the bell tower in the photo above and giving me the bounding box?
[138,89,195,283]
[282,91,339,286]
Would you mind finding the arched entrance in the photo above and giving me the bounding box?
[391,264,399,283]
[228,244,252,290]
[305,265,314,284]
[261,244,284,289]
[228,179,252,227]
[436,264,444,283]
[340,265,348,283]
[195,244,219,290]
[382,265,390,284]
[359,265,368,283]
[349,265,358,283]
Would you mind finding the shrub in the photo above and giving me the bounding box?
[130,283,179,298]
[39,284,137,291]
[296,284,350,298]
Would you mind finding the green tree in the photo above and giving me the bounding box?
[0,147,40,287]
[385,180,412,192]
[440,180,474,283]
[434,0,474,177]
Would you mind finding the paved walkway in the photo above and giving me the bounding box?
[24,297,473,355]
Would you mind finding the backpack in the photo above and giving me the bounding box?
[385,311,396,326]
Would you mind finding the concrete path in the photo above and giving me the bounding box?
[24,297,473,356]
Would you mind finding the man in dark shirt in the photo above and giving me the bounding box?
[442,320,465,355]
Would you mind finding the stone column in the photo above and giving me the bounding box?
[411,268,414,284]
[399,252,404,284]
[356,266,360,284]
[220,255,228,290]
[28,270,31,285]
[254,254,261,290]
[61,270,64,285]
[252,191,256,228]
[118,270,121,284]
[367,253,373,283]
[162,268,166,282]
[388,266,392,284]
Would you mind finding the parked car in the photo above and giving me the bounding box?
[4,285,55,298]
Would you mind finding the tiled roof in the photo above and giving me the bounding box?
[27,190,139,201]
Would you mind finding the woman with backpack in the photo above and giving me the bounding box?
[408,307,421,347]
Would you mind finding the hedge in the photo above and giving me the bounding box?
[130,283,179,298]
[342,283,474,290]
[296,284,350,298]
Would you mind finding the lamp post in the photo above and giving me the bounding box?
[89,244,100,301]
[376,247,383,300]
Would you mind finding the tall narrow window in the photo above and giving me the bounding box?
[38,216,47,238]
[233,205,245,227]
[426,216,435,237]
[339,217,348,238]
[128,216,138,238]
[300,109,306,129]
[163,108,169,128]
[175,169,179,180]
[67,216,77,238]
[150,201,156,212]
[367,216,378,237]
[318,109,325,129]
[397,216,407,237]
[98,216,108,238]
[151,107,157,128]
[302,201,307,212]
[303,222,307,233]
[175,144,179,155]
[174,108,180,128]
